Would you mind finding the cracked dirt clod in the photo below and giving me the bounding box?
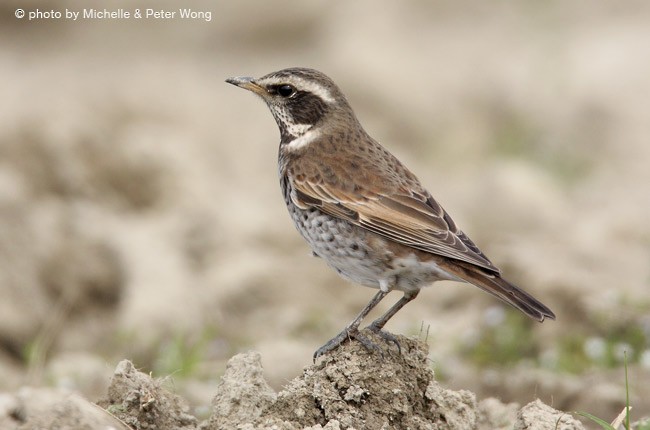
[206,351,276,430]
[514,399,585,430]
[209,329,478,430]
[98,359,197,430]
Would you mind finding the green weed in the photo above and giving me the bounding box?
[575,352,631,429]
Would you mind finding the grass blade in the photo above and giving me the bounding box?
[624,351,630,430]
[574,411,616,430]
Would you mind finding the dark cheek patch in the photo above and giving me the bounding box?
[289,92,329,124]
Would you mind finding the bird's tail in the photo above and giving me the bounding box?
[440,261,556,322]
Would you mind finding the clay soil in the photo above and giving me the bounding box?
[3,331,586,429]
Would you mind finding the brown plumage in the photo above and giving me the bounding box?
[227,67,555,359]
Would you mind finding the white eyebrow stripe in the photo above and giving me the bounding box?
[285,128,320,152]
[295,78,335,103]
[259,76,335,104]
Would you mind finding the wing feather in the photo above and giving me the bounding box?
[290,174,500,273]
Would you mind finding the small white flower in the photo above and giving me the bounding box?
[484,306,505,327]
[583,337,606,361]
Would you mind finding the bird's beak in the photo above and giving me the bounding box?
[225,76,267,97]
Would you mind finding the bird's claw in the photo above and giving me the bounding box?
[367,323,402,354]
[313,326,402,362]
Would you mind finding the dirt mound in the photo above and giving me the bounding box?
[202,331,584,429]
[1,330,586,429]
[240,331,477,429]
[99,360,197,429]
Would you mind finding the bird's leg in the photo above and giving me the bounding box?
[366,290,420,353]
[313,290,388,361]
[369,290,419,330]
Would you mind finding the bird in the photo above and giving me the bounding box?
[226,67,555,360]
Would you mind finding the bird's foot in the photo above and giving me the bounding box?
[367,323,402,354]
[313,325,401,362]
[313,328,353,362]
[314,327,379,362]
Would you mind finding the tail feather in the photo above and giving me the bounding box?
[440,261,556,322]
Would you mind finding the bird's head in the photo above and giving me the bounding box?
[226,67,356,143]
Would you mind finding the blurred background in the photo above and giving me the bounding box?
[1,0,649,422]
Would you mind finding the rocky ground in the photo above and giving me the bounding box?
[1,331,589,429]
[1,0,650,429]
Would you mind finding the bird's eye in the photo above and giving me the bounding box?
[277,85,295,97]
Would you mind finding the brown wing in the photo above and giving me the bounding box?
[284,139,500,274]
